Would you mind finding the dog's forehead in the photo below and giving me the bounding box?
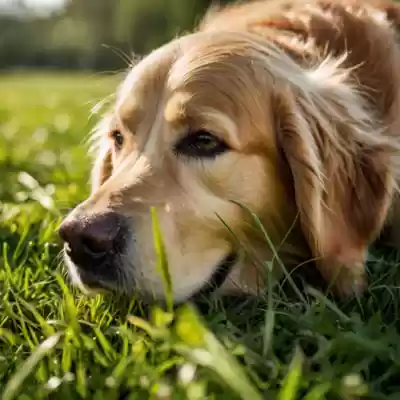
[165,35,265,127]
[114,33,250,124]
[114,36,204,129]
[113,32,269,136]
[114,45,176,129]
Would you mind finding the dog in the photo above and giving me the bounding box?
[59,0,400,303]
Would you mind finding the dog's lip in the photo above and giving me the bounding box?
[64,247,120,290]
[75,268,117,292]
[63,242,118,275]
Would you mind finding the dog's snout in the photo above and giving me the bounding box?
[59,212,122,262]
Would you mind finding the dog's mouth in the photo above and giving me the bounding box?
[75,268,118,292]
[65,247,238,301]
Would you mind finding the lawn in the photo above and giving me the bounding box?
[1,73,400,400]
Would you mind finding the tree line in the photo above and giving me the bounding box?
[0,0,234,71]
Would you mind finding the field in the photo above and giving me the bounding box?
[1,73,400,400]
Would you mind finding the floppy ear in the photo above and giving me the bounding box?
[274,82,395,298]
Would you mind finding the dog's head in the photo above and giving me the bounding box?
[59,30,395,302]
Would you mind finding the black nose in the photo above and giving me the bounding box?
[58,212,122,264]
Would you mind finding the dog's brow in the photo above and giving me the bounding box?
[115,100,143,135]
[164,92,191,126]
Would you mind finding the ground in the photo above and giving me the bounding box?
[1,73,400,400]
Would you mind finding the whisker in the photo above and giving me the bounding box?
[101,44,134,68]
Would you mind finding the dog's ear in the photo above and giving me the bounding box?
[274,83,395,297]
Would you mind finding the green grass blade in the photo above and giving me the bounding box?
[278,347,304,400]
[151,206,173,312]
[175,304,263,400]
[263,261,275,357]
[307,287,351,323]
[3,333,62,400]
[304,383,331,400]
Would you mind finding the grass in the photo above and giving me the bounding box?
[1,73,400,399]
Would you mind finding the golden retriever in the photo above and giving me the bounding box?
[59,0,400,303]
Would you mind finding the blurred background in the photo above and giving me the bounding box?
[0,0,234,71]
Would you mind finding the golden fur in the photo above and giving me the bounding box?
[61,0,400,302]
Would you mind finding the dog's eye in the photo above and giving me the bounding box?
[174,130,229,158]
[111,130,124,149]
